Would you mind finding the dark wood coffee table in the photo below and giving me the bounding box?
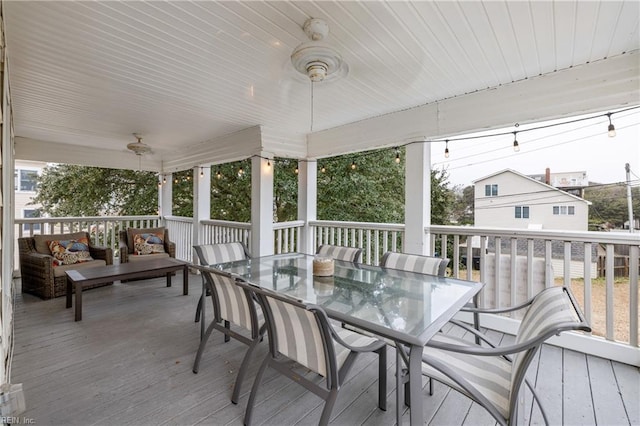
[65,258,189,321]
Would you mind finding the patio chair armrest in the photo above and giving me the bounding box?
[89,245,113,265]
[165,240,176,258]
[118,232,129,263]
[21,252,53,267]
[460,298,535,315]
[328,322,386,353]
[445,319,498,348]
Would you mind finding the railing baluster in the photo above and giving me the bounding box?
[605,243,615,341]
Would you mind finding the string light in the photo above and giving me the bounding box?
[174,177,179,184]
[606,112,616,137]
[512,132,520,152]
[153,107,636,180]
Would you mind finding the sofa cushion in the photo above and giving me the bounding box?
[52,259,107,278]
[34,232,88,255]
[128,252,170,262]
[127,227,165,254]
[48,237,93,266]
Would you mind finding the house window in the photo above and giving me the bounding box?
[553,205,575,215]
[15,169,38,192]
[23,209,41,232]
[515,206,529,219]
[484,184,498,197]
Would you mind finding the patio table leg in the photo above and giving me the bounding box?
[66,279,72,308]
[166,272,171,287]
[407,344,424,424]
[75,281,83,322]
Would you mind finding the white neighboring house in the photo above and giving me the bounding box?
[15,160,46,235]
[474,169,591,231]
[472,169,595,279]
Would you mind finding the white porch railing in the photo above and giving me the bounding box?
[12,215,639,365]
[309,220,404,264]
[15,215,161,256]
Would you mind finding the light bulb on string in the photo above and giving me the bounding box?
[512,132,520,152]
[606,112,616,137]
[199,167,204,178]
[320,164,326,173]
[238,166,244,176]
[162,175,167,184]
[294,165,299,174]
[351,160,356,170]
[444,140,450,158]
[266,159,271,168]
[395,148,401,164]
[216,169,222,179]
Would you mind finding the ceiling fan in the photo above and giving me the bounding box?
[290,18,348,83]
[126,133,152,156]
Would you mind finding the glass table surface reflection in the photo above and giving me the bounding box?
[208,252,482,348]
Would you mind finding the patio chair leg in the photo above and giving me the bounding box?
[195,294,203,323]
[192,321,216,374]
[231,338,261,404]
[319,390,338,426]
[224,320,231,343]
[244,355,270,426]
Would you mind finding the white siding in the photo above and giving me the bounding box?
[474,170,589,231]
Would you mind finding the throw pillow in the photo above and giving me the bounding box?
[47,237,93,266]
[132,232,165,255]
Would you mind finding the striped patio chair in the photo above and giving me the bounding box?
[238,281,387,426]
[316,244,363,263]
[380,251,449,277]
[193,242,250,335]
[420,286,591,426]
[190,265,265,404]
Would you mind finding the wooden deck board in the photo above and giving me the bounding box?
[10,275,637,425]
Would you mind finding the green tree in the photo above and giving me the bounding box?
[316,148,455,224]
[585,183,640,230]
[32,164,158,216]
[33,151,455,226]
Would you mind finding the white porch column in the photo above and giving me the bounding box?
[192,167,211,252]
[159,172,172,221]
[297,160,317,255]
[251,155,274,256]
[404,142,431,255]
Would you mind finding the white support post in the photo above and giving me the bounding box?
[193,167,211,255]
[159,173,172,223]
[404,142,431,255]
[298,160,317,255]
[251,155,274,256]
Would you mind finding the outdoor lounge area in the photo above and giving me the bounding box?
[1,1,639,425]
[12,273,638,425]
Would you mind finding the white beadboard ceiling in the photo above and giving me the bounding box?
[3,1,639,170]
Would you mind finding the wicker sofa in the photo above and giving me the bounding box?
[18,231,113,299]
[118,227,176,279]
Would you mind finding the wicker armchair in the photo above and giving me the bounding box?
[18,231,113,300]
[118,227,176,280]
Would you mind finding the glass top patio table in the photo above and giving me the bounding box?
[208,252,483,348]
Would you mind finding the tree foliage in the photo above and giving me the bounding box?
[32,150,457,226]
[584,183,640,230]
[33,164,158,216]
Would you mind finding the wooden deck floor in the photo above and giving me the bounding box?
[11,274,639,425]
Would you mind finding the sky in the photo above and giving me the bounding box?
[430,107,640,189]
